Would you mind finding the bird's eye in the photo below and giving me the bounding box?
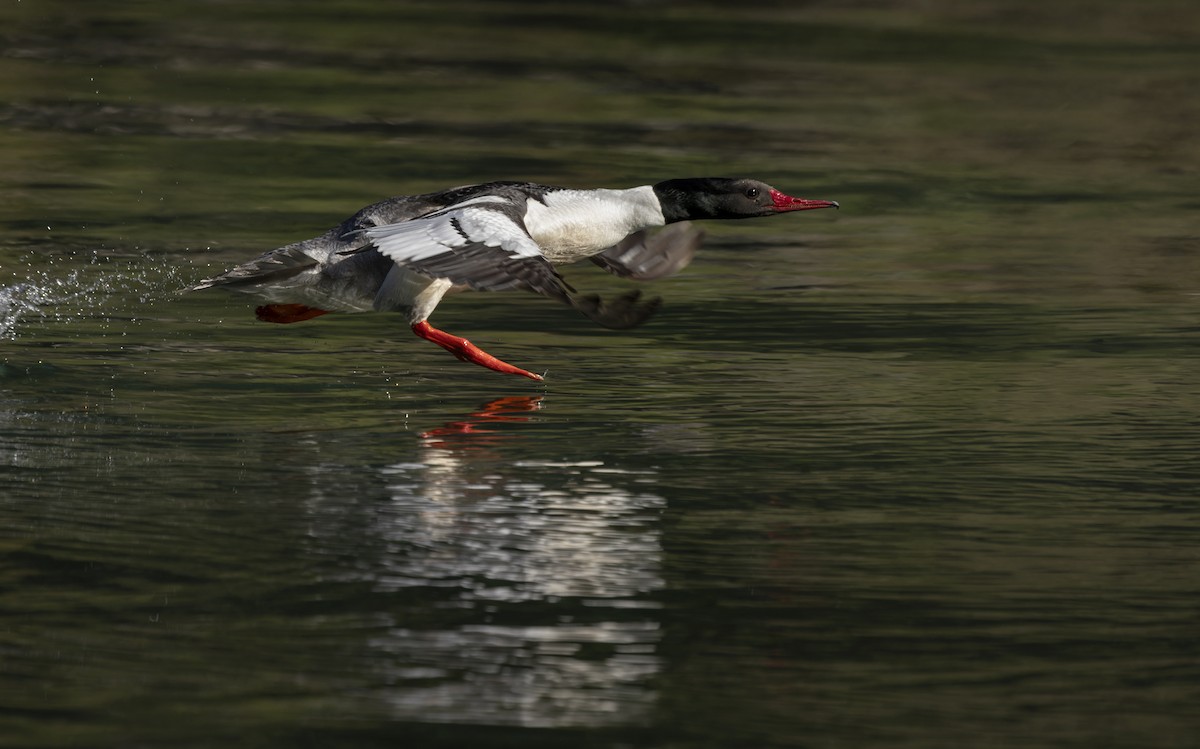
[745,187,760,199]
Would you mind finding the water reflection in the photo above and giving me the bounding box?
[418,394,544,449]
[351,397,664,727]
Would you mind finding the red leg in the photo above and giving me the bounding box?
[412,321,542,381]
[256,304,330,324]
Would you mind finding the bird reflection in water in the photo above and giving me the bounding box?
[418,395,543,449]
[366,395,666,728]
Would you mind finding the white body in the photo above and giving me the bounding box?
[524,187,666,262]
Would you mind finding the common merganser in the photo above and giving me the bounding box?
[193,178,838,381]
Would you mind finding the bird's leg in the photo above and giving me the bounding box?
[411,321,543,381]
[256,304,330,323]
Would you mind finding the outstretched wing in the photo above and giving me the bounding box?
[361,196,572,302]
[590,222,703,281]
[564,223,703,329]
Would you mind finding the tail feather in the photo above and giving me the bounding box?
[192,244,321,292]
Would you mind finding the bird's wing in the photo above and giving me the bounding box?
[361,196,572,302]
[567,223,704,329]
[590,222,704,281]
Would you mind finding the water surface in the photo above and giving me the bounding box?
[2,2,1199,747]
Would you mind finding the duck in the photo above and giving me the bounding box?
[192,177,838,381]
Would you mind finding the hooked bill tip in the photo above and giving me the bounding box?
[769,189,838,211]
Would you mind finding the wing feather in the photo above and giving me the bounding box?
[362,197,570,302]
[590,222,703,281]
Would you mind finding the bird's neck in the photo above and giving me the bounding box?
[652,178,728,222]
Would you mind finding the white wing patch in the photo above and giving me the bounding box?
[363,198,543,265]
[357,193,570,299]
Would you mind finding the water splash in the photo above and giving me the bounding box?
[0,254,191,340]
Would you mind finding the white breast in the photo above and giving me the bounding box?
[524,186,667,264]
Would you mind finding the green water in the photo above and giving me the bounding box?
[2,2,1199,747]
